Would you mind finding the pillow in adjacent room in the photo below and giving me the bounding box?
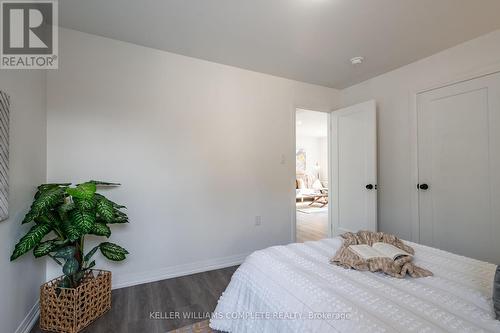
[312,179,323,190]
[494,266,500,319]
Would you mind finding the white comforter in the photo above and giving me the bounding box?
[210,238,500,333]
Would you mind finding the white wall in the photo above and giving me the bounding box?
[0,71,47,333]
[296,135,328,182]
[318,137,328,183]
[46,29,340,286]
[341,29,500,240]
[2,20,499,333]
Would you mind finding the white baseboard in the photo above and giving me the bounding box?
[15,301,39,333]
[112,252,249,290]
[14,252,249,333]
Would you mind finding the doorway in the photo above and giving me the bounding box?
[295,109,329,242]
[294,101,377,243]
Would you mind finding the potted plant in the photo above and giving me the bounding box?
[10,181,129,333]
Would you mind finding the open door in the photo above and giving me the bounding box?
[330,100,377,235]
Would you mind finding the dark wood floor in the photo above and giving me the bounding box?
[30,266,238,333]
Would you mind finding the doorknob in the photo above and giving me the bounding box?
[366,184,375,190]
[418,183,429,190]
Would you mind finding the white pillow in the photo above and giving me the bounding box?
[312,179,323,190]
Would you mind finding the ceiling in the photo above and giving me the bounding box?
[59,0,500,89]
[296,109,327,138]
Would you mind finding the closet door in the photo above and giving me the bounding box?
[417,72,500,263]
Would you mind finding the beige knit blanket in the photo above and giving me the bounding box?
[330,230,433,278]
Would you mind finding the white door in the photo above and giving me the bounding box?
[417,72,500,263]
[331,100,377,235]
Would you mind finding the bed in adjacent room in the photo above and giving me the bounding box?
[210,237,500,333]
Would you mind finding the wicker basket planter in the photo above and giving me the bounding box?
[40,270,112,333]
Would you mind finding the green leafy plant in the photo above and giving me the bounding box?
[10,181,129,288]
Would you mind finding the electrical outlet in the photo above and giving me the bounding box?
[255,215,262,226]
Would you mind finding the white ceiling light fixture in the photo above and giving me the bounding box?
[350,56,364,65]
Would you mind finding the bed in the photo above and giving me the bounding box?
[210,237,500,332]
